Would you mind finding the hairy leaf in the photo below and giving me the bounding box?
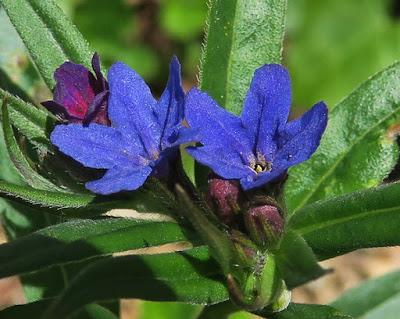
[286,62,400,213]
[261,303,352,319]
[0,218,190,279]
[43,247,228,318]
[289,182,400,260]
[276,231,327,289]
[1,0,93,88]
[200,0,287,114]
[331,270,400,319]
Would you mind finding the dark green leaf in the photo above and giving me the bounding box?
[260,303,352,319]
[285,62,400,213]
[289,182,400,260]
[0,218,190,279]
[2,99,60,190]
[44,247,228,318]
[1,0,93,88]
[0,301,118,319]
[200,0,287,114]
[0,88,54,147]
[276,231,327,289]
[331,270,400,318]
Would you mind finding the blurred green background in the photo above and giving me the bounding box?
[2,0,400,112]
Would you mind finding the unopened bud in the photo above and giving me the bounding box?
[229,230,258,267]
[207,175,242,225]
[244,205,284,248]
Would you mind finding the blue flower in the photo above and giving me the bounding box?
[184,64,328,190]
[51,57,191,195]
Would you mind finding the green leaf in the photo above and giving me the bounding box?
[261,303,352,319]
[0,301,119,319]
[0,179,165,214]
[0,88,54,147]
[44,247,229,318]
[137,301,202,319]
[200,0,287,114]
[2,99,60,190]
[276,231,327,289]
[289,182,400,260]
[0,217,190,279]
[0,0,93,88]
[285,62,400,213]
[331,270,400,319]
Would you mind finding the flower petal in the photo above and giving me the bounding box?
[86,166,152,195]
[240,169,285,190]
[186,146,251,180]
[108,62,161,156]
[156,56,185,148]
[53,62,96,119]
[51,124,146,169]
[241,64,292,159]
[185,88,253,161]
[275,101,328,167]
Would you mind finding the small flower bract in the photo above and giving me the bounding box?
[184,64,328,190]
[51,57,190,194]
[42,53,109,125]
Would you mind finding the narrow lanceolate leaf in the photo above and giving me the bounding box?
[0,179,96,208]
[289,182,400,260]
[276,231,327,289]
[1,301,119,319]
[285,62,400,213]
[0,179,172,215]
[0,0,93,88]
[331,270,400,319]
[0,218,190,279]
[261,303,352,319]
[200,0,287,114]
[44,247,229,318]
[0,88,54,147]
[2,100,60,191]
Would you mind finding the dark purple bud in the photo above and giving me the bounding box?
[244,205,284,247]
[42,53,110,125]
[207,175,242,225]
[229,230,257,267]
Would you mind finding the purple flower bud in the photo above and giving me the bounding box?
[244,205,284,247]
[207,175,242,225]
[42,53,110,125]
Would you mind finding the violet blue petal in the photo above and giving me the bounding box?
[274,101,328,167]
[108,62,161,157]
[186,146,252,180]
[185,88,253,162]
[157,56,185,148]
[240,64,291,160]
[240,168,286,190]
[51,124,147,169]
[53,62,97,119]
[86,165,152,195]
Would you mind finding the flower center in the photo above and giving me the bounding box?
[254,161,272,173]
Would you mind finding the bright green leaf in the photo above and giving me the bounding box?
[331,270,400,319]
[260,303,352,319]
[285,62,400,213]
[289,182,400,260]
[200,0,287,114]
[44,247,228,318]
[137,301,202,319]
[0,0,93,88]
[0,218,190,279]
